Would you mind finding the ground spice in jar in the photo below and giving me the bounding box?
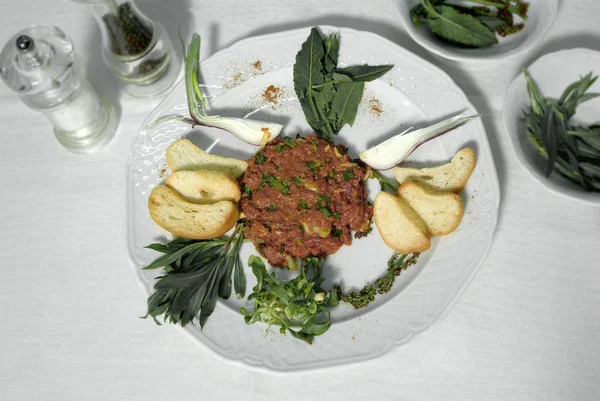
[262,85,281,105]
[101,2,153,57]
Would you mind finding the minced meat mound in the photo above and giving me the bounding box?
[240,135,373,268]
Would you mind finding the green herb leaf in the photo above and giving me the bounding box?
[283,137,297,148]
[241,256,338,344]
[255,152,266,164]
[293,28,327,134]
[421,1,498,47]
[540,108,558,177]
[343,169,355,181]
[293,27,393,140]
[336,65,394,83]
[329,81,365,130]
[141,224,246,328]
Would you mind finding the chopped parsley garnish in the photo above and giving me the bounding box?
[331,227,343,238]
[276,143,285,153]
[333,212,340,222]
[306,160,320,172]
[283,137,297,148]
[309,139,318,153]
[267,204,278,211]
[316,195,331,205]
[279,244,285,253]
[261,174,290,195]
[315,195,332,217]
[343,169,355,181]
[296,239,304,246]
[327,169,335,179]
[243,185,253,199]
[255,152,266,164]
[299,200,309,210]
[319,207,332,217]
[292,177,304,185]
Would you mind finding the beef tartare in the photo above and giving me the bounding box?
[240,135,373,268]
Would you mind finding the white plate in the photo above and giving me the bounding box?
[394,0,558,64]
[503,48,600,206]
[125,26,500,371]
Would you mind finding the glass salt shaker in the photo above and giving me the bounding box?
[0,25,117,154]
[72,0,180,98]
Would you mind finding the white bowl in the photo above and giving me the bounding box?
[502,48,600,206]
[395,0,558,63]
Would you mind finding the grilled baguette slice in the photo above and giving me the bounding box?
[166,170,241,204]
[392,148,476,192]
[374,191,431,254]
[166,138,248,179]
[148,186,238,239]
[398,181,464,236]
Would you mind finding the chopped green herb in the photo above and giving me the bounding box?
[267,204,278,211]
[318,206,332,217]
[261,174,290,195]
[316,195,331,205]
[255,152,266,164]
[306,160,320,172]
[243,185,253,199]
[292,177,304,185]
[343,169,355,181]
[327,169,335,179]
[276,143,285,153]
[331,227,343,238]
[279,244,285,253]
[296,239,304,246]
[333,212,340,222]
[310,139,318,153]
[326,156,332,164]
[283,137,297,148]
[299,200,310,210]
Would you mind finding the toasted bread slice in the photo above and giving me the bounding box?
[398,182,464,236]
[166,138,248,179]
[374,191,431,254]
[392,148,476,192]
[148,186,238,239]
[166,170,241,204]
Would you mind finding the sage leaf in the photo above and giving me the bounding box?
[336,65,394,83]
[293,27,393,140]
[329,81,365,130]
[293,28,326,131]
[421,1,498,48]
[476,15,506,32]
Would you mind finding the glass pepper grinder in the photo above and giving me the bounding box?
[72,0,180,98]
[0,25,117,154]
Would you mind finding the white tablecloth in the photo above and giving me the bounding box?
[1,1,599,400]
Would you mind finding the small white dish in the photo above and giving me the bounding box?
[502,48,600,207]
[395,0,558,64]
